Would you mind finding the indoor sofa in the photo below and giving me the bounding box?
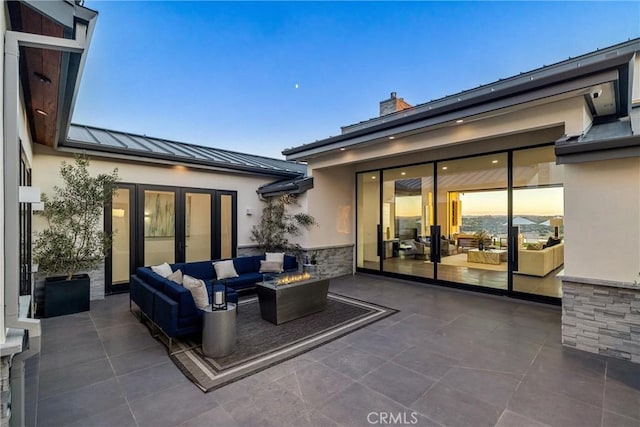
[517,242,564,277]
[129,254,298,349]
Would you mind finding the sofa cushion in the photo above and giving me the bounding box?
[161,279,198,317]
[166,269,183,285]
[182,275,210,310]
[283,255,298,271]
[184,261,214,281]
[259,260,283,273]
[137,267,166,291]
[214,260,239,279]
[224,272,262,290]
[151,262,173,278]
[233,256,258,275]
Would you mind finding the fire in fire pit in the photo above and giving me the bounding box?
[275,271,311,285]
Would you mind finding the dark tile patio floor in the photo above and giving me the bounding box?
[26,274,640,426]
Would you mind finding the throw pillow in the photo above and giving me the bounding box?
[151,262,173,278]
[166,269,183,285]
[259,260,283,273]
[182,274,209,309]
[213,260,239,280]
[265,252,285,264]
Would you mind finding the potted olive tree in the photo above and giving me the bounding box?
[33,155,119,317]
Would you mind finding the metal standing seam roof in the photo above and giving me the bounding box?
[65,124,307,178]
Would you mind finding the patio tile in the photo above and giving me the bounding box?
[128,382,219,427]
[38,357,114,400]
[520,367,604,408]
[319,382,426,426]
[602,410,640,427]
[459,345,537,374]
[118,360,191,402]
[178,405,239,427]
[40,328,101,354]
[320,346,386,380]
[439,367,522,408]
[273,360,354,409]
[38,341,106,373]
[606,357,640,388]
[341,329,410,359]
[36,378,125,427]
[528,346,607,381]
[360,361,435,407]
[411,383,503,427]
[108,342,169,376]
[508,375,603,427]
[495,410,550,427]
[392,344,459,380]
[98,325,160,357]
[603,380,640,421]
[64,403,137,427]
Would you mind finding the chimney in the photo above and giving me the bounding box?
[379,92,412,117]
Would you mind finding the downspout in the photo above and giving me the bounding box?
[3,26,88,338]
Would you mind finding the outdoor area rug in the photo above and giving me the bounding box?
[168,293,398,392]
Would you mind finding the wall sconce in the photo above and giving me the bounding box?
[18,186,41,204]
[112,208,125,218]
[246,208,254,216]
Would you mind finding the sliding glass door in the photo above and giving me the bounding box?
[357,172,380,270]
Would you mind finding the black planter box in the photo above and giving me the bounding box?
[44,274,90,318]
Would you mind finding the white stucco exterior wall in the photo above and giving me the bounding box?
[0,2,8,342]
[32,149,281,248]
[564,157,640,283]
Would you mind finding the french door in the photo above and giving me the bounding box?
[106,184,236,294]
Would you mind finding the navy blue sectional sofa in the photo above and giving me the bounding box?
[129,254,298,350]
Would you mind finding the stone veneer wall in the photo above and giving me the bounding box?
[1,356,9,427]
[562,279,640,363]
[237,244,354,278]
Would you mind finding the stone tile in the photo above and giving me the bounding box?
[38,341,107,373]
[38,357,115,400]
[129,382,219,427]
[392,345,459,380]
[210,375,263,407]
[495,410,550,427]
[64,403,137,427]
[604,381,640,421]
[508,376,603,427]
[118,360,191,402]
[178,405,239,427]
[444,313,505,333]
[360,361,435,407]
[109,342,169,376]
[520,367,604,408]
[319,383,425,426]
[99,326,160,357]
[36,378,126,427]
[459,345,534,375]
[41,328,102,354]
[602,410,640,427]
[342,329,411,359]
[411,383,503,427]
[607,358,640,389]
[440,368,522,408]
[376,321,435,346]
[223,382,312,427]
[302,339,348,362]
[528,346,607,381]
[320,346,386,380]
[274,361,354,409]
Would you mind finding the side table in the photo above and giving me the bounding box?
[202,303,236,357]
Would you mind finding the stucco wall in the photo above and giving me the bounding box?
[564,157,640,283]
[32,148,277,247]
[0,1,8,343]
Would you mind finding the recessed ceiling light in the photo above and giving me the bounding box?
[33,72,51,84]
[492,160,499,164]
[456,119,464,124]
[371,176,376,180]
[388,136,395,140]
[442,166,448,170]
[35,108,48,116]
[340,148,346,151]
[401,172,406,176]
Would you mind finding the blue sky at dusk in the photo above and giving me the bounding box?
[74,1,640,159]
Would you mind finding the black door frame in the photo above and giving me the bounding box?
[105,183,136,295]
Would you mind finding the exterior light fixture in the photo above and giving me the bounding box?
[371,176,376,180]
[456,119,464,124]
[388,136,395,140]
[401,172,406,176]
[340,148,346,151]
[34,72,51,84]
[35,109,48,116]
[492,160,499,164]
[442,166,448,170]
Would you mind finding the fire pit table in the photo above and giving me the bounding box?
[256,272,329,325]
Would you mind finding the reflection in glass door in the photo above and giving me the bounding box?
[357,172,380,269]
[107,185,135,294]
[381,164,434,279]
[436,153,508,289]
[512,146,564,298]
[143,189,177,265]
[218,192,236,259]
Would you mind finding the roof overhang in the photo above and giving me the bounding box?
[257,176,314,198]
[8,0,98,148]
[284,39,639,162]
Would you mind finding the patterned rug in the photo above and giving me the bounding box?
[168,293,397,392]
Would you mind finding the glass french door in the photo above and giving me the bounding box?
[357,172,380,270]
[106,184,135,294]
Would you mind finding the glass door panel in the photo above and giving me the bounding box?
[436,153,508,289]
[357,172,380,269]
[111,188,132,287]
[512,146,564,297]
[382,164,434,278]
[185,192,211,262]
[144,190,176,265]
[220,194,234,259]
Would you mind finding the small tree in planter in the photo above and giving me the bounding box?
[33,155,119,317]
[250,194,316,255]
